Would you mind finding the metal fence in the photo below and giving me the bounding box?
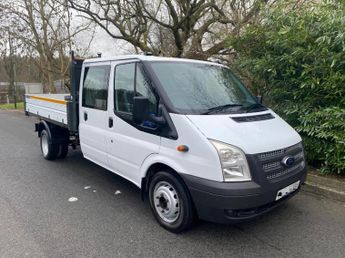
[0,82,25,104]
[0,80,68,104]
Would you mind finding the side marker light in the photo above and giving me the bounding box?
[177,145,189,152]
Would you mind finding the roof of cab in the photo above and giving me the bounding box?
[83,55,225,67]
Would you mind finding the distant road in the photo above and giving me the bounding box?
[1,110,345,258]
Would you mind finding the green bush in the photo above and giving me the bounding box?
[230,1,345,174]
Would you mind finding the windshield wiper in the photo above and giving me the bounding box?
[202,104,243,115]
[243,103,267,113]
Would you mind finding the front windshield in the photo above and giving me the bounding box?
[149,61,259,114]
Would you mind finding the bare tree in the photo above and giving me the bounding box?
[0,0,94,92]
[68,0,272,60]
[0,22,25,105]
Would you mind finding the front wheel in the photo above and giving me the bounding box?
[149,171,194,233]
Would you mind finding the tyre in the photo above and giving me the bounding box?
[40,129,58,160]
[57,143,68,159]
[149,171,194,233]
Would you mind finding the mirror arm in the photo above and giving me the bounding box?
[148,113,166,125]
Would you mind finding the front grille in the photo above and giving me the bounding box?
[258,143,305,182]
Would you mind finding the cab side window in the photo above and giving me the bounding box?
[82,66,110,111]
[114,63,157,116]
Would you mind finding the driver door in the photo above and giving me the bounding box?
[106,61,160,185]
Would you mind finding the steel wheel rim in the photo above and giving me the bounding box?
[153,181,180,223]
[41,133,49,156]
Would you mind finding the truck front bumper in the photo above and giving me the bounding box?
[180,166,307,224]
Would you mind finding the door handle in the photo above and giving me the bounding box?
[84,111,88,121]
[108,117,113,128]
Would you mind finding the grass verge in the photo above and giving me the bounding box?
[0,102,24,110]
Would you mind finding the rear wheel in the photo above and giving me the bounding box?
[149,171,194,233]
[40,129,58,160]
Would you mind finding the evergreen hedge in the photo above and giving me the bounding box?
[231,1,345,174]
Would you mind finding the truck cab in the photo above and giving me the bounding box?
[25,54,307,233]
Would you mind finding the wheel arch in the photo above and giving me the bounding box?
[140,158,199,225]
[36,120,52,142]
[140,155,189,202]
[35,120,69,144]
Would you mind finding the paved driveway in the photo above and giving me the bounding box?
[0,110,344,258]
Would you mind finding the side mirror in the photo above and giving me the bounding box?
[133,96,149,124]
[256,95,263,104]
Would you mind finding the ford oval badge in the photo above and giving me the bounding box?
[282,156,295,167]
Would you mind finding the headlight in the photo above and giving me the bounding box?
[209,140,251,182]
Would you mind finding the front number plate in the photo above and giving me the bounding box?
[275,180,300,201]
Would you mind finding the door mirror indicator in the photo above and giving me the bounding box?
[148,111,166,126]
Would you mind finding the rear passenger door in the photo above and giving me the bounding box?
[106,61,160,185]
[79,62,111,167]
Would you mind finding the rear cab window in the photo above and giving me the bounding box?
[82,65,111,110]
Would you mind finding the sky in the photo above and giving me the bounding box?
[69,5,144,58]
[74,21,133,57]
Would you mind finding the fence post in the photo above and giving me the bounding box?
[13,63,17,109]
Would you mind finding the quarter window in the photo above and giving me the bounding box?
[82,66,110,110]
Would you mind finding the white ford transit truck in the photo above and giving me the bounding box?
[24,53,307,232]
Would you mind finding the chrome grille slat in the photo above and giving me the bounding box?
[262,161,281,170]
[259,149,285,160]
